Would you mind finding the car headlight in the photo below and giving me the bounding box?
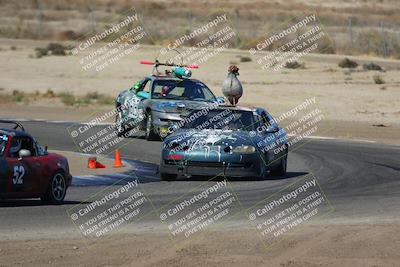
[232,145,256,154]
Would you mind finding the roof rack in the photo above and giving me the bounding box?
[0,120,25,132]
[140,60,198,78]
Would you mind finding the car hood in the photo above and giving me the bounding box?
[150,100,216,114]
[165,129,255,147]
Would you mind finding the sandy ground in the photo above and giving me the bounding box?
[0,224,399,267]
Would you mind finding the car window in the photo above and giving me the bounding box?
[8,136,35,158]
[183,109,255,131]
[168,86,185,98]
[152,80,216,102]
[142,79,151,93]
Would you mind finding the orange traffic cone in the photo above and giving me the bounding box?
[88,157,97,169]
[88,157,106,169]
[113,149,124,168]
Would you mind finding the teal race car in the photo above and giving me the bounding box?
[160,105,289,180]
[115,71,224,141]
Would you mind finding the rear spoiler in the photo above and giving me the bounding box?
[0,120,25,132]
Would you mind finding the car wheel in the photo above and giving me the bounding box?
[145,112,158,141]
[161,173,176,181]
[41,172,67,204]
[270,155,287,176]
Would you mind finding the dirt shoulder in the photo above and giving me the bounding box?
[0,224,399,267]
[304,119,400,145]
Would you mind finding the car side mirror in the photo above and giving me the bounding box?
[18,149,31,158]
[216,97,225,104]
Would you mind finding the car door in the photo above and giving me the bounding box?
[32,139,53,191]
[6,136,41,196]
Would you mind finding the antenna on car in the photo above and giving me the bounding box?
[140,60,198,79]
[0,120,25,132]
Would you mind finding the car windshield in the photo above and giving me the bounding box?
[0,134,9,157]
[152,79,216,102]
[183,109,255,131]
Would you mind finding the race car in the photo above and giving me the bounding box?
[115,60,225,140]
[0,120,72,204]
[160,106,289,180]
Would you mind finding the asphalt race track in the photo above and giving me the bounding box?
[0,120,399,239]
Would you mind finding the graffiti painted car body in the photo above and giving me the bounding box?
[115,76,224,140]
[0,121,71,204]
[160,106,289,180]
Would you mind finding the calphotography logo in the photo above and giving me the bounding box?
[67,176,154,241]
[154,175,242,247]
[67,98,144,156]
[246,174,334,248]
[249,12,333,72]
[158,13,239,66]
[73,8,151,73]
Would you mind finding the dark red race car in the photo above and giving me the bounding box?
[0,120,72,204]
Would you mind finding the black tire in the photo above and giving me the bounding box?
[270,155,287,176]
[145,112,158,141]
[41,171,67,204]
[161,173,176,181]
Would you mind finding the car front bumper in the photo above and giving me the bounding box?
[159,152,266,178]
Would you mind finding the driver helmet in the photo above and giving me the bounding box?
[161,86,169,97]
